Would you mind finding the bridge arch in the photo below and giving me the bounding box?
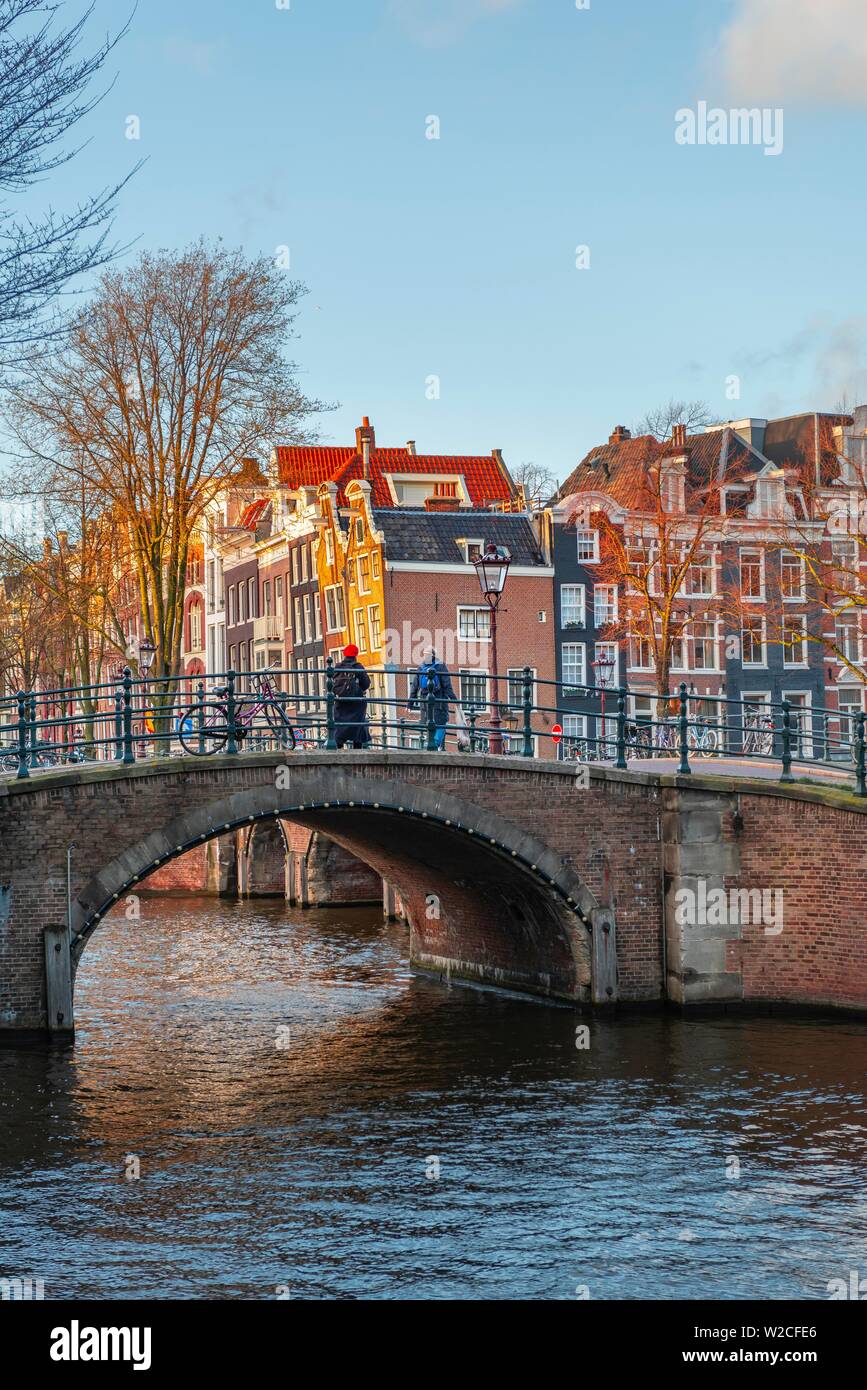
[69,768,600,1005]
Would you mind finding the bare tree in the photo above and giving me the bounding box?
[8,242,330,718]
[0,0,135,358]
[633,398,717,442]
[513,460,559,506]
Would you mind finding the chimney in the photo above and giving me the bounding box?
[424,496,458,512]
[609,425,631,444]
[355,416,374,481]
[406,440,416,455]
[671,423,687,450]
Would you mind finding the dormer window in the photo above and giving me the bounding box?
[457,538,484,563]
[660,464,685,512]
[750,469,789,518]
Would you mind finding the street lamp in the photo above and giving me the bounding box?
[472,544,511,754]
[591,651,616,756]
[138,639,157,755]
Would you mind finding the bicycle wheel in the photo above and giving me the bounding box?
[1,751,19,772]
[177,703,229,755]
[263,700,297,749]
[700,727,718,757]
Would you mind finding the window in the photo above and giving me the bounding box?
[358,554,371,594]
[324,529,334,565]
[780,551,804,601]
[561,642,586,687]
[458,538,484,564]
[593,584,618,626]
[313,594,322,639]
[353,608,368,653]
[434,481,459,498]
[459,669,488,709]
[346,558,356,587]
[228,645,236,670]
[294,596,304,644]
[561,583,585,627]
[740,549,764,600]
[355,517,365,544]
[189,603,202,650]
[576,527,600,563]
[275,576,283,618]
[228,585,236,627]
[371,551,380,579]
[507,667,537,705]
[562,714,587,760]
[692,620,717,670]
[368,604,382,651]
[263,580,272,616]
[741,619,767,667]
[686,553,714,596]
[782,613,807,666]
[301,544,309,582]
[324,585,346,633]
[593,641,619,686]
[832,539,857,590]
[458,606,491,641]
[629,634,654,670]
[835,615,859,663]
[291,549,299,586]
[238,583,246,624]
[248,577,256,620]
[303,594,313,644]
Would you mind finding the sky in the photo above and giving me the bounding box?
[21,0,867,483]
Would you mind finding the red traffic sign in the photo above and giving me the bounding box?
[552,723,563,744]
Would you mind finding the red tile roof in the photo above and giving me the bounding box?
[560,427,767,514]
[273,443,516,508]
[238,498,271,529]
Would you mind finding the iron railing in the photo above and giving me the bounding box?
[0,665,865,796]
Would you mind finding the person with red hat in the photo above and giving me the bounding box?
[331,643,371,749]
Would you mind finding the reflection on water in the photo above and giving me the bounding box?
[1,895,866,1300]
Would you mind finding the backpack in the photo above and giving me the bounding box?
[419,663,443,697]
[332,666,360,699]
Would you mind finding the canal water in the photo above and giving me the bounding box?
[1,895,866,1301]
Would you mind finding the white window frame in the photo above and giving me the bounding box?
[560,583,586,628]
[457,605,491,642]
[741,617,767,668]
[740,547,765,602]
[780,549,805,603]
[576,527,600,563]
[367,603,382,652]
[782,613,808,668]
[593,641,619,687]
[561,642,586,688]
[593,583,618,627]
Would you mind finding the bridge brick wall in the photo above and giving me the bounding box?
[2,751,867,1040]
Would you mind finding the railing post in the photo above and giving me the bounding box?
[780,698,793,783]
[196,679,206,755]
[468,707,478,753]
[521,666,534,757]
[122,668,135,764]
[325,658,337,750]
[28,692,37,768]
[677,681,691,775]
[425,683,437,752]
[225,670,239,755]
[615,684,628,770]
[114,686,123,761]
[381,705,388,750]
[16,690,29,779]
[399,717,406,749]
[855,711,866,797]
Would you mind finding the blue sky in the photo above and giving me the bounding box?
[30,0,867,481]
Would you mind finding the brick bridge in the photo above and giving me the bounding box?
[1,750,866,1041]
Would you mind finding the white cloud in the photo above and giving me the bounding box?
[388,0,521,47]
[715,0,867,106]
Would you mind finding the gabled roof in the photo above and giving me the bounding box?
[273,441,516,508]
[373,509,546,566]
[559,427,769,514]
[238,498,271,530]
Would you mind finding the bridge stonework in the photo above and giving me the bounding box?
[0,751,865,1040]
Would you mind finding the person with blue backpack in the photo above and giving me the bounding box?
[408,647,457,750]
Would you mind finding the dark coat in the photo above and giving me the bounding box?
[408,659,457,728]
[332,657,371,747]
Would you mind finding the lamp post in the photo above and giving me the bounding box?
[138,638,157,754]
[472,543,512,755]
[591,651,616,757]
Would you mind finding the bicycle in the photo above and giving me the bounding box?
[742,710,774,757]
[686,719,719,758]
[175,668,296,755]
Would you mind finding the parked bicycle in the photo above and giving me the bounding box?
[686,718,719,758]
[175,668,296,755]
[742,709,774,756]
